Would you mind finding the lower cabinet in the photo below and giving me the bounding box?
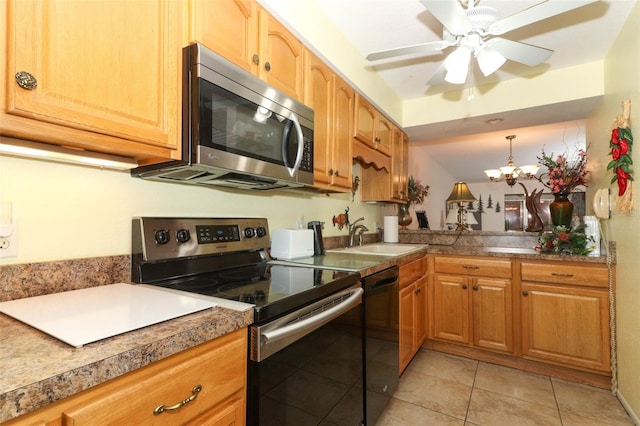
[6,329,247,426]
[520,261,611,373]
[425,255,613,387]
[431,256,514,354]
[398,256,428,374]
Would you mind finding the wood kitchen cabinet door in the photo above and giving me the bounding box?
[304,52,353,191]
[472,277,513,353]
[5,0,180,159]
[258,11,304,101]
[330,75,354,190]
[188,0,259,74]
[432,274,471,345]
[391,129,409,202]
[521,282,610,372]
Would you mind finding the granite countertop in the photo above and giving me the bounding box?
[0,242,612,422]
[0,305,253,422]
[424,244,611,264]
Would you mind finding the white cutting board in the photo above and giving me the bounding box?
[0,283,216,348]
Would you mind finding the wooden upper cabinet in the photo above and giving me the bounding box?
[188,0,259,74]
[331,76,354,190]
[353,94,391,156]
[188,1,303,101]
[4,0,181,160]
[304,52,333,187]
[391,129,409,202]
[303,51,352,191]
[354,94,377,148]
[375,115,392,156]
[258,11,304,100]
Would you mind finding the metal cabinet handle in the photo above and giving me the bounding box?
[551,272,574,278]
[328,168,334,176]
[472,285,478,291]
[15,71,37,90]
[153,385,202,416]
[264,61,271,72]
[252,54,259,65]
[415,288,421,295]
[462,284,468,290]
[462,265,480,270]
[522,291,529,296]
[334,170,339,177]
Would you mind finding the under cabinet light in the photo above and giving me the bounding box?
[0,137,138,170]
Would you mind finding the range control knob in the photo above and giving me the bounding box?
[244,227,256,238]
[255,227,267,238]
[154,229,170,245]
[176,228,191,243]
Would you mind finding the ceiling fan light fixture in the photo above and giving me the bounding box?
[444,46,471,84]
[477,47,506,76]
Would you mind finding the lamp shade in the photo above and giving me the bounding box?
[446,182,477,204]
[444,46,471,84]
[445,209,459,224]
[477,47,506,77]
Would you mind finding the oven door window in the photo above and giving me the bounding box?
[198,78,302,169]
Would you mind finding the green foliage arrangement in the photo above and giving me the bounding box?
[538,224,593,255]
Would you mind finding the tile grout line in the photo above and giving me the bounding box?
[464,359,481,424]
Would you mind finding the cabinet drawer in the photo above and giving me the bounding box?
[399,255,428,288]
[521,262,608,288]
[62,329,247,425]
[434,256,511,278]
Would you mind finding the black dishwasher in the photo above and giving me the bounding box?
[362,266,399,425]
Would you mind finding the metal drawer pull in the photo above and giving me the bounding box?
[462,265,480,270]
[522,291,529,296]
[473,285,478,291]
[462,284,468,290]
[551,272,574,278]
[153,384,202,415]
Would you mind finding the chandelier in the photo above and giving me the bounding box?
[484,135,539,187]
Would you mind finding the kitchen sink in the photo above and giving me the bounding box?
[327,243,425,257]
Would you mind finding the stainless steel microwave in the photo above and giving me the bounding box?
[132,43,314,191]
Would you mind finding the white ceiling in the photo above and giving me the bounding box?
[301,0,636,183]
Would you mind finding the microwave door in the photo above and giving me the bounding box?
[282,113,304,177]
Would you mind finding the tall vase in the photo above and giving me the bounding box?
[397,203,412,229]
[549,193,573,227]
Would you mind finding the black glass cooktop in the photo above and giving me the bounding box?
[150,262,361,323]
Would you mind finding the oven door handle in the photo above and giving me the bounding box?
[261,287,363,345]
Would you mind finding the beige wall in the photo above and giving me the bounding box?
[0,156,384,265]
[586,1,640,418]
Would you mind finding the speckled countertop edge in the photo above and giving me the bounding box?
[0,306,252,423]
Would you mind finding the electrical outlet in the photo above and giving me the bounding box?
[0,222,18,258]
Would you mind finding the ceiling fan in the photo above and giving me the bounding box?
[366,0,598,85]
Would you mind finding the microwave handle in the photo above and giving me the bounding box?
[284,112,304,177]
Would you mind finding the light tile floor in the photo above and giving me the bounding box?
[377,349,635,426]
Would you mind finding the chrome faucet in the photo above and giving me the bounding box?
[348,217,369,247]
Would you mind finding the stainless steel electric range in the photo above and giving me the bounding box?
[131,217,365,425]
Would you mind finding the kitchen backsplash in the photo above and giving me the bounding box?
[0,255,129,302]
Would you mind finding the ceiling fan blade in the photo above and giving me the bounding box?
[427,62,447,86]
[488,37,553,67]
[419,0,472,35]
[488,0,599,36]
[366,40,450,61]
